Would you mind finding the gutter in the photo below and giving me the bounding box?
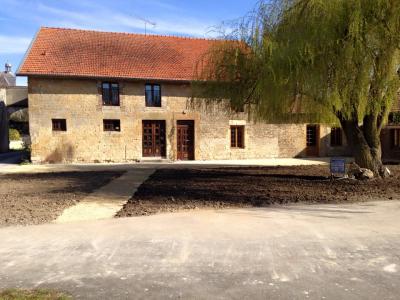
[16,73,194,84]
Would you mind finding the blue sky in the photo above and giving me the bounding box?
[0,0,255,85]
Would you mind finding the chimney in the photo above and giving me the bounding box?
[5,63,12,73]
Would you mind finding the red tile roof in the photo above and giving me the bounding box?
[17,27,223,81]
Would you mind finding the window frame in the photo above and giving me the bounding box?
[103,119,121,132]
[145,84,162,107]
[52,119,67,132]
[306,125,318,147]
[392,128,400,149]
[330,127,343,147]
[102,82,120,106]
[230,125,245,149]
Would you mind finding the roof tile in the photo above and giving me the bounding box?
[18,27,222,81]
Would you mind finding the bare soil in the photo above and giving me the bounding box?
[0,171,123,227]
[117,165,400,217]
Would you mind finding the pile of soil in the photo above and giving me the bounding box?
[0,171,123,226]
[117,165,400,217]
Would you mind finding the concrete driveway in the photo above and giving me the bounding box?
[0,201,399,300]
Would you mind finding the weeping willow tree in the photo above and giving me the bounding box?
[194,0,400,177]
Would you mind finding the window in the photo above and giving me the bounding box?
[145,84,161,107]
[102,82,120,106]
[331,127,343,147]
[230,102,245,113]
[306,125,317,147]
[392,129,400,148]
[389,113,394,124]
[231,126,245,148]
[103,119,121,132]
[52,119,67,131]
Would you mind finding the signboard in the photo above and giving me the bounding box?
[330,157,346,176]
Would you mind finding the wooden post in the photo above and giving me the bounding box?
[0,101,9,153]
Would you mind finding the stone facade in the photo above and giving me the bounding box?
[28,77,345,163]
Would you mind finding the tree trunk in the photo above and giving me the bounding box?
[340,119,387,178]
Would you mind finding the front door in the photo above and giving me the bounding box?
[142,120,166,157]
[177,120,194,160]
[306,124,320,157]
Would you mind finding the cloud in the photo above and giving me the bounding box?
[115,13,215,36]
[36,2,215,37]
[0,35,32,54]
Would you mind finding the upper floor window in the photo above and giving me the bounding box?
[392,129,400,149]
[230,102,245,113]
[145,84,161,107]
[331,127,343,147]
[230,125,245,148]
[102,82,119,106]
[52,119,67,132]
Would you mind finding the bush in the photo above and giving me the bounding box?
[391,112,400,124]
[9,128,21,141]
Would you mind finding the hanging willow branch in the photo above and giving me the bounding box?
[192,0,400,126]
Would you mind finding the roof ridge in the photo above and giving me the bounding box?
[40,26,227,42]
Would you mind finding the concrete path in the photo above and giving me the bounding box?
[0,201,399,299]
[0,158,329,175]
[56,169,155,223]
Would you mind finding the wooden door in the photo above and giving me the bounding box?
[142,120,166,157]
[177,120,194,160]
[306,125,320,157]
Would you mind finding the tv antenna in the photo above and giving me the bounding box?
[137,17,156,35]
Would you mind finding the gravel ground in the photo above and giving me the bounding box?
[117,165,400,217]
[0,171,123,227]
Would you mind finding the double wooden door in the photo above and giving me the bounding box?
[177,120,194,160]
[142,120,166,157]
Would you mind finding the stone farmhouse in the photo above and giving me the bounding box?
[17,27,399,163]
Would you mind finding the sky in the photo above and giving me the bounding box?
[0,0,256,86]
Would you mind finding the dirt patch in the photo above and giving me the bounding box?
[0,171,123,227]
[117,165,400,217]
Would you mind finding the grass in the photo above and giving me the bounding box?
[0,289,72,300]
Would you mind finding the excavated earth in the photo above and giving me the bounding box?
[117,165,400,217]
[0,171,123,227]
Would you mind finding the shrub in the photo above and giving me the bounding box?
[391,112,400,124]
[9,128,21,141]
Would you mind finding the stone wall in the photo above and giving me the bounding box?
[28,77,333,163]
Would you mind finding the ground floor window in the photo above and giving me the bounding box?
[103,119,121,132]
[306,125,317,146]
[52,119,67,131]
[230,126,245,148]
[392,129,400,148]
[330,127,343,147]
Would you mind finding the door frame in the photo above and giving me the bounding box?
[176,120,195,161]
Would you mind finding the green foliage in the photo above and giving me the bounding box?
[194,0,400,125]
[390,112,400,124]
[0,289,72,300]
[8,128,21,141]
